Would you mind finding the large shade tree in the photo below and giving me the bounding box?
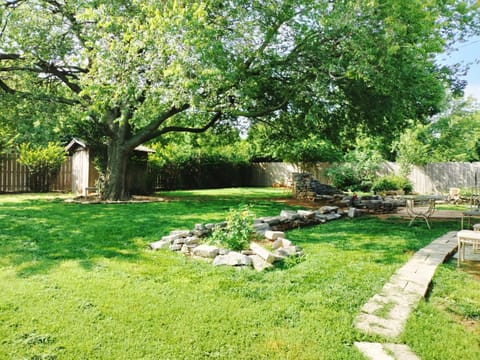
[1,0,479,200]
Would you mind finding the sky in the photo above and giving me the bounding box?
[440,35,480,102]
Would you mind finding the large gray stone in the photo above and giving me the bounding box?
[325,213,342,221]
[272,238,292,249]
[184,236,200,245]
[169,244,183,251]
[213,252,252,267]
[318,206,339,214]
[280,210,300,219]
[250,242,276,263]
[161,234,182,243]
[297,210,315,219]
[249,254,274,272]
[265,230,285,241]
[149,240,171,250]
[192,244,219,258]
[253,223,271,235]
[275,246,298,257]
[348,207,362,218]
[173,237,187,245]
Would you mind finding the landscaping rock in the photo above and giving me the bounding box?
[348,207,362,218]
[169,244,183,251]
[280,210,299,219]
[192,244,219,258]
[213,252,252,267]
[170,230,191,236]
[218,248,229,255]
[265,230,285,241]
[275,246,298,257]
[325,213,342,221]
[318,206,339,214]
[204,223,216,230]
[314,213,328,221]
[173,237,187,245]
[149,239,171,250]
[272,238,292,250]
[161,234,182,243]
[249,254,274,272]
[297,210,315,219]
[261,216,282,226]
[241,249,255,256]
[158,205,345,269]
[250,242,276,263]
[194,224,206,231]
[184,236,200,245]
[253,222,271,235]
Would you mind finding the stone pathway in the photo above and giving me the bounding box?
[354,231,458,360]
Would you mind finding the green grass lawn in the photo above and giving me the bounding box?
[0,189,479,359]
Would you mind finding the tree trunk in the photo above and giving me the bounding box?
[102,138,131,201]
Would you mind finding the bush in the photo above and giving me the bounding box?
[326,139,383,192]
[210,205,255,251]
[326,163,372,192]
[371,175,413,194]
[17,142,66,192]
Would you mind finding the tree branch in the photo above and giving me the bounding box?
[231,97,289,118]
[0,79,80,105]
[1,52,85,94]
[125,104,191,148]
[37,60,83,94]
[0,78,15,93]
[156,111,223,136]
[0,52,21,60]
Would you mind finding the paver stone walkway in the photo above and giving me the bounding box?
[354,231,458,360]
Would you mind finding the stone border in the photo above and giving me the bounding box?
[354,231,458,359]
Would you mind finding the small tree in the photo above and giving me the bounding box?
[18,142,66,192]
[326,136,384,191]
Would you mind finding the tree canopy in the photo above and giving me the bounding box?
[394,98,480,172]
[1,0,479,199]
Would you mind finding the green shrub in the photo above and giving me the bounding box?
[326,139,383,192]
[17,142,66,192]
[326,163,373,192]
[371,175,413,194]
[210,205,255,251]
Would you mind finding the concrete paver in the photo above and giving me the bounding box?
[354,231,458,359]
[355,342,420,360]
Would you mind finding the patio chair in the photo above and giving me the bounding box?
[447,187,461,204]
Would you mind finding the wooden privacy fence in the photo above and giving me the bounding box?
[2,155,480,195]
[251,161,480,194]
[0,154,72,193]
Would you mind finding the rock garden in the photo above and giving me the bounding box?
[149,205,342,271]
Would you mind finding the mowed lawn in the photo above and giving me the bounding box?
[0,189,479,359]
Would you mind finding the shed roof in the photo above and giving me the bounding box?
[65,138,155,153]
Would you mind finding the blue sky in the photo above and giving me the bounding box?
[439,35,480,101]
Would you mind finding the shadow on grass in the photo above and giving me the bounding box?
[288,216,458,265]
[0,197,293,277]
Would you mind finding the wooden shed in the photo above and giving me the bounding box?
[65,139,155,196]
